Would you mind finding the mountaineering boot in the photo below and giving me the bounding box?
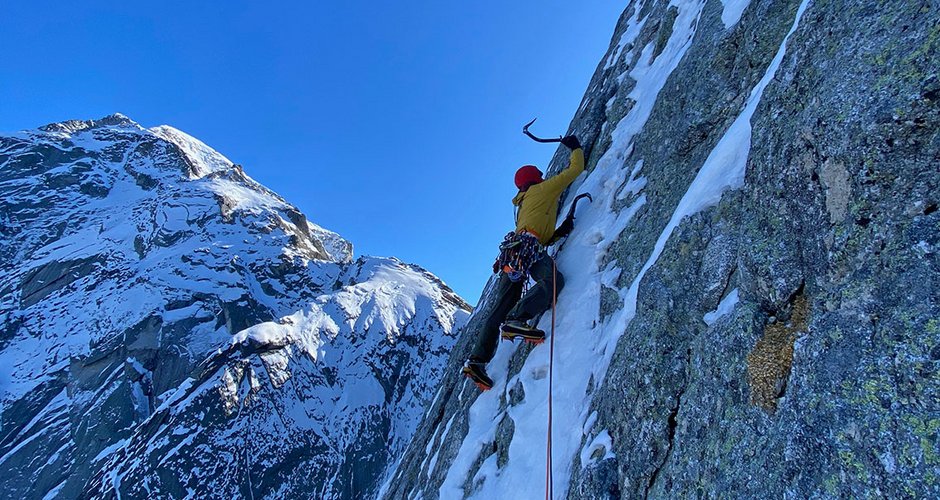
[462,360,494,391]
[500,319,546,345]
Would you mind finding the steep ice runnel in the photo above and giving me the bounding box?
[619,0,812,336]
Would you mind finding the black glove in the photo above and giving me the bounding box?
[548,215,575,245]
[561,135,581,150]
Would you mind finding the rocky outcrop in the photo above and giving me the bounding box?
[385,0,939,498]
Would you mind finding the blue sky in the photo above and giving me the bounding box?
[1,1,624,301]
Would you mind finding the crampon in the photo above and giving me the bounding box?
[500,321,546,345]
[462,363,494,391]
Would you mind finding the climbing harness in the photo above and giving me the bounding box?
[494,231,544,282]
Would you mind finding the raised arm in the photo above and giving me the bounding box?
[538,136,585,197]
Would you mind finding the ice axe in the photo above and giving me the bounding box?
[549,193,593,245]
[522,118,563,143]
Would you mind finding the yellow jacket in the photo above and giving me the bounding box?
[513,148,585,245]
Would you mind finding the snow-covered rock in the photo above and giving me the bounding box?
[385,1,939,498]
[0,114,470,499]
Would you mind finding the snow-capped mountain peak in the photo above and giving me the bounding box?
[0,115,469,499]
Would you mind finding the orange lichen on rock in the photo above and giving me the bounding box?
[747,293,810,413]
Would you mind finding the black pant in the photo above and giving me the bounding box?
[470,254,564,364]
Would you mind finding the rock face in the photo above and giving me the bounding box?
[0,115,470,499]
[384,0,939,498]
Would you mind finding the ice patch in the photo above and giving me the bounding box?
[41,481,67,500]
[580,429,615,467]
[603,7,649,70]
[425,414,456,479]
[703,288,740,325]
[582,410,598,435]
[93,438,129,463]
[720,0,751,28]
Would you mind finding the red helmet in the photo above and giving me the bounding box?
[514,165,543,191]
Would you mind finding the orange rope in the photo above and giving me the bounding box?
[545,256,557,500]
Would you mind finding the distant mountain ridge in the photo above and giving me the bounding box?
[0,114,470,499]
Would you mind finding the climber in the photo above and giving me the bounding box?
[462,134,585,390]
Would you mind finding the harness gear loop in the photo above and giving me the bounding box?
[494,231,544,282]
